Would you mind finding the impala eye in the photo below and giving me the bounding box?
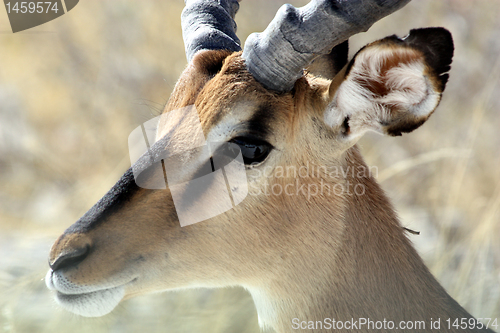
[229,136,273,165]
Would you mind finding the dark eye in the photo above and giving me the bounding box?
[229,136,273,165]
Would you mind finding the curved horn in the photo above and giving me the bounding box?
[182,0,241,62]
[242,0,412,92]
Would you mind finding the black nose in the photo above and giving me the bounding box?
[49,241,91,271]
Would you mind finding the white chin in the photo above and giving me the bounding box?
[55,286,125,317]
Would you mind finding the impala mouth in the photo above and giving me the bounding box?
[46,270,137,317]
[55,285,125,317]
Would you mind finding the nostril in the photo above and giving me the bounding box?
[49,244,90,271]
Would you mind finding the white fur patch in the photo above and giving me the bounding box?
[325,46,440,138]
[244,285,278,330]
[45,269,129,317]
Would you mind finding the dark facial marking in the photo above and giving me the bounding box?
[245,103,275,138]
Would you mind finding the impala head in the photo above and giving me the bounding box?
[46,0,454,326]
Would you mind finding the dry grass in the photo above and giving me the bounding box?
[0,0,499,332]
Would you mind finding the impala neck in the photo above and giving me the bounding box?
[247,147,476,333]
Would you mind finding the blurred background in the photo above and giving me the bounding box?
[0,0,499,332]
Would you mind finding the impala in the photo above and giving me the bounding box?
[46,0,495,332]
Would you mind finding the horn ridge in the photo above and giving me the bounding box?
[242,0,411,93]
[182,0,241,62]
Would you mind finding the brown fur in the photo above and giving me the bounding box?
[48,44,492,333]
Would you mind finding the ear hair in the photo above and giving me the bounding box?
[163,50,234,112]
[324,28,453,139]
[192,49,234,76]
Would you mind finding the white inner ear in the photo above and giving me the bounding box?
[381,63,427,107]
[381,62,439,117]
[324,47,440,138]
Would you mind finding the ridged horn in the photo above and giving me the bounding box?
[182,0,241,62]
[242,0,411,92]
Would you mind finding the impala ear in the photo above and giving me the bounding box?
[166,49,233,109]
[191,49,233,77]
[324,28,454,140]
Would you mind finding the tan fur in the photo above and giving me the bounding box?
[47,47,491,332]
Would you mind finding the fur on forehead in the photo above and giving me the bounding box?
[190,51,321,137]
[161,48,334,147]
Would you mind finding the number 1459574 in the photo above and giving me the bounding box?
[5,2,59,14]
